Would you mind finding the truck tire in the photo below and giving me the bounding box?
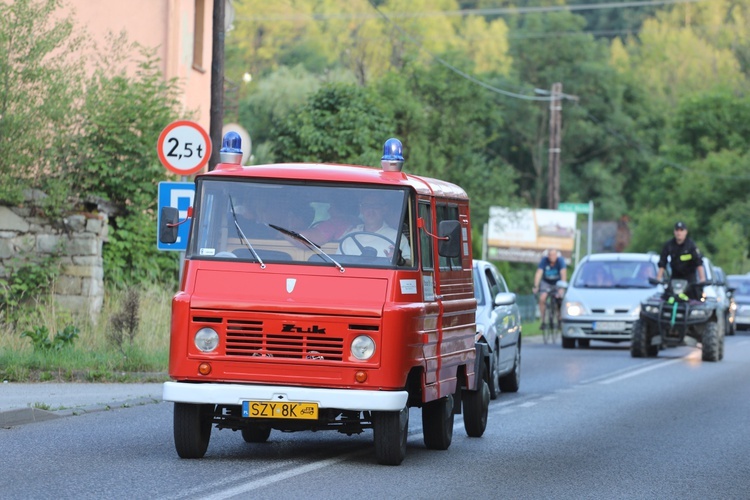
[241,425,271,443]
[702,322,721,362]
[174,402,212,459]
[373,406,408,466]
[422,394,454,450]
[463,378,489,438]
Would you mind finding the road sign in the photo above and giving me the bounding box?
[157,120,212,175]
[558,202,590,214]
[157,182,195,251]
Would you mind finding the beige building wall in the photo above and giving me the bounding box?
[63,0,214,132]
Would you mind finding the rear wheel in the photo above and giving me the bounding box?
[463,361,490,437]
[422,394,454,450]
[498,344,521,393]
[702,321,721,362]
[173,403,213,459]
[241,425,271,443]
[373,406,409,466]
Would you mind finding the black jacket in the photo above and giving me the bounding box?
[658,237,703,281]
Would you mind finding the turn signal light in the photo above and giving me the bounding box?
[198,363,212,375]
[355,371,367,383]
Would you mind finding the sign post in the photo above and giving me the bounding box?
[559,201,594,258]
[156,120,210,283]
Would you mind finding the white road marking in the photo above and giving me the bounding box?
[598,358,684,384]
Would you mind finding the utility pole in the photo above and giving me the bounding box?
[547,82,562,210]
[208,0,226,171]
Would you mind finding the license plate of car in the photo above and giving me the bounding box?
[242,401,318,419]
[593,321,627,332]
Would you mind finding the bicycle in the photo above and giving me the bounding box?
[539,283,567,344]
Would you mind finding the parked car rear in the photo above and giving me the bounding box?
[561,253,662,349]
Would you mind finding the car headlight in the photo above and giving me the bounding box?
[194,327,219,353]
[632,305,641,317]
[565,302,585,316]
[689,309,709,318]
[351,335,375,360]
[644,305,660,314]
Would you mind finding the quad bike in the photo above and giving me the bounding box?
[631,277,724,362]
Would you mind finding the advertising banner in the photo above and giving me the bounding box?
[487,206,577,263]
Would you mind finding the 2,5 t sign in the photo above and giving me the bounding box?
[157,120,212,175]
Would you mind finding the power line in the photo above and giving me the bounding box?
[236,0,708,22]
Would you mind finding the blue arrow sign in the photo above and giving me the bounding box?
[157,181,195,251]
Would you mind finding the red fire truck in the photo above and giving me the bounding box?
[159,135,489,465]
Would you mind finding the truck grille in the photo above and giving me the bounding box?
[224,319,345,360]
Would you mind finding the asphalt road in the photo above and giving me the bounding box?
[2,334,750,499]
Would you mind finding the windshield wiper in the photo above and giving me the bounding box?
[228,196,265,269]
[268,223,345,273]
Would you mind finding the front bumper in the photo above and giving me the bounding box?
[561,319,635,341]
[163,381,408,412]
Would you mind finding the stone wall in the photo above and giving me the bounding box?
[0,206,107,321]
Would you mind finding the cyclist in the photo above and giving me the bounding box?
[532,249,567,329]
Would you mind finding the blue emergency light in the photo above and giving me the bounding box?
[381,138,404,172]
[220,131,243,164]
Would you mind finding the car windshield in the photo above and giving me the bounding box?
[574,260,657,289]
[728,277,750,296]
[187,179,415,269]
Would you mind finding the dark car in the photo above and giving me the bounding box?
[727,274,750,331]
[473,260,522,399]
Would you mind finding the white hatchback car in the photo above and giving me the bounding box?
[561,253,662,349]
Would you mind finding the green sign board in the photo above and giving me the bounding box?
[558,202,590,214]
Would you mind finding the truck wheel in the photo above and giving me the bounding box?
[174,402,213,459]
[241,425,271,443]
[422,394,454,450]
[463,378,489,438]
[630,320,657,357]
[373,406,409,466]
[498,345,521,393]
[701,321,720,362]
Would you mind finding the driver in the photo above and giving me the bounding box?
[340,193,411,261]
[656,221,705,295]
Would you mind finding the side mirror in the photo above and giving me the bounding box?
[437,220,461,258]
[159,206,179,244]
[493,292,516,307]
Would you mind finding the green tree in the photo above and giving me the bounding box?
[0,0,85,209]
[68,37,184,284]
[272,82,392,165]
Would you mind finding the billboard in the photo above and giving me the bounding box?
[486,207,577,263]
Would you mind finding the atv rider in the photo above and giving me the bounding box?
[656,221,706,298]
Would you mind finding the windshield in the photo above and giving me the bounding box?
[188,179,415,269]
[573,260,657,289]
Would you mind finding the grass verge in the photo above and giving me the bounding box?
[1,284,172,383]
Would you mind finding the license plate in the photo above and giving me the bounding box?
[242,401,318,420]
[593,321,627,332]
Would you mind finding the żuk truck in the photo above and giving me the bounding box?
[159,134,489,465]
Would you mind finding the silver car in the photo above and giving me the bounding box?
[473,260,522,399]
[561,253,662,349]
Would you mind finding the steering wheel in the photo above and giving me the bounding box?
[338,232,396,257]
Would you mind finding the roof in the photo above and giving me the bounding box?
[581,252,659,263]
[203,162,469,200]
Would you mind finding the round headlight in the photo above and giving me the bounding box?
[566,302,584,316]
[194,327,219,353]
[351,335,375,360]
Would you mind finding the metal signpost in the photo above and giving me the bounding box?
[156,120,212,282]
[559,201,594,260]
